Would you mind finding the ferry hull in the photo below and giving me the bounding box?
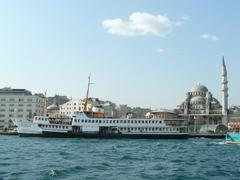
[19,132,189,139]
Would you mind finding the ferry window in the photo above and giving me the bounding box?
[46,125,48,128]
[152,128,154,131]
[135,128,137,131]
[85,120,87,123]
[124,128,126,130]
[149,120,151,124]
[96,120,98,123]
[155,128,158,131]
[93,120,95,123]
[131,128,133,131]
[138,120,140,123]
[82,120,84,123]
[145,120,148,124]
[106,120,108,123]
[159,121,162,124]
[74,119,77,122]
[88,120,91,123]
[116,120,119,123]
[110,120,112,123]
[145,128,147,131]
[66,126,68,129]
[131,120,133,123]
[177,128,179,131]
[103,120,105,123]
[99,120,102,123]
[45,118,48,121]
[127,120,130,123]
[152,121,155,124]
[78,119,80,122]
[113,120,115,123]
[63,126,65,129]
[124,120,126,123]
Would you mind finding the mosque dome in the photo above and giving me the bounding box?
[190,96,206,104]
[47,104,59,111]
[191,83,208,92]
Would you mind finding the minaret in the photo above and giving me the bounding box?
[221,56,228,125]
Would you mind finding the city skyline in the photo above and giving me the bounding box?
[0,1,240,109]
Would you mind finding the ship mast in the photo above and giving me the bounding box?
[83,74,92,112]
[43,90,47,116]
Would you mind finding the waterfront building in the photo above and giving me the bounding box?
[177,57,229,133]
[46,95,69,117]
[59,99,82,117]
[146,109,179,119]
[0,87,44,129]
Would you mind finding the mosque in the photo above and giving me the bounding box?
[177,57,229,133]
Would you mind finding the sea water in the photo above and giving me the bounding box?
[0,136,240,180]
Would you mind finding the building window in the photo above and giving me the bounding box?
[9,99,15,102]
[0,104,5,107]
[18,109,23,112]
[18,104,24,107]
[1,99,6,102]
[19,99,24,102]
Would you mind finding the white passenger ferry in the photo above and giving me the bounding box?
[13,111,188,139]
[14,75,188,138]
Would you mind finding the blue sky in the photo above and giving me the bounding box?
[0,0,240,109]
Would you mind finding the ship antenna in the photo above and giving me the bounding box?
[83,74,93,112]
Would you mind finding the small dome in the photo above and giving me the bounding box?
[47,104,59,110]
[191,83,208,92]
[190,96,206,104]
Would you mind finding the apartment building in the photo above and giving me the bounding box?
[0,88,44,129]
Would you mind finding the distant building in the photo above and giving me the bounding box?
[47,95,69,107]
[116,104,132,118]
[46,95,69,117]
[0,87,44,129]
[59,99,82,117]
[147,109,179,119]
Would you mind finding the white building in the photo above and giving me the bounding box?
[59,99,82,117]
[0,88,44,129]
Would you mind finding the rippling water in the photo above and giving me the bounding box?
[1,136,240,180]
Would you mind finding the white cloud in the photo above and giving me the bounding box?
[200,33,219,41]
[156,48,165,53]
[102,12,188,37]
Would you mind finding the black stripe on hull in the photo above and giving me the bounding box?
[19,131,189,139]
